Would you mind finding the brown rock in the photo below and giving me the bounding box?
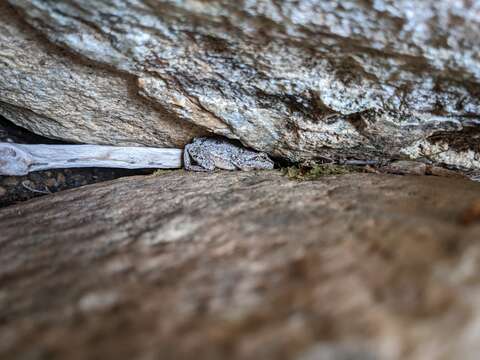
[56,173,65,184]
[1,176,19,187]
[1,171,480,359]
[383,161,427,176]
[45,178,57,188]
[460,200,480,225]
[427,165,467,179]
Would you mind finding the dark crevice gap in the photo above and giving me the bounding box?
[0,115,69,145]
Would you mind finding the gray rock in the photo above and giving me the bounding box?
[0,3,206,147]
[1,1,480,169]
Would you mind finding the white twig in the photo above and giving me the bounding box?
[0,143,183,176]
[21,181,51,194]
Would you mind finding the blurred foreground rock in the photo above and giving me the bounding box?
[1,171,480,359]
[1,1,480,169]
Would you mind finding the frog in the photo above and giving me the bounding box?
[183,137,274,172]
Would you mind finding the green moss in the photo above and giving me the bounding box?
[282,164,357,181]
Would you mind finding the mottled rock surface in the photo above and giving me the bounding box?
[1,171,480,359]
[1,1,480,169]
[0,2,206,147]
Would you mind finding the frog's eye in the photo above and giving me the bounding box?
[253,152,273,163]
[258,153,271,160]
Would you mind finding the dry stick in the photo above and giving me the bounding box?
[0,143,183,176]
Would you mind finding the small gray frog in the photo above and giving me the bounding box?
[184,137,274,171]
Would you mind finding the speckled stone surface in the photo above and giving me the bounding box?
[1,1,479,169]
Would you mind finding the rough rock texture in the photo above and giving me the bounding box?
[1,0,480,169]
[1,170,480,359]
[0,2,207,147]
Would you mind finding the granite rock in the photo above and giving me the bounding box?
[1,1,480,169]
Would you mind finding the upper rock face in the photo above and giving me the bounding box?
[2,1,480,168]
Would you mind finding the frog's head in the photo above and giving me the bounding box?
[240,151,275,170]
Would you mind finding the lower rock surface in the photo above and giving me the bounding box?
[1,171,480,359]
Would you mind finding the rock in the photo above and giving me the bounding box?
[56,173,65,185]
[426,165,468,178]
[382,160,469,178]
[1,170,480,359]
[0,3,206,147]
[383,160,428,176]
[461,200,480,225]
[1,1,479,170]
[44,178,57,188]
